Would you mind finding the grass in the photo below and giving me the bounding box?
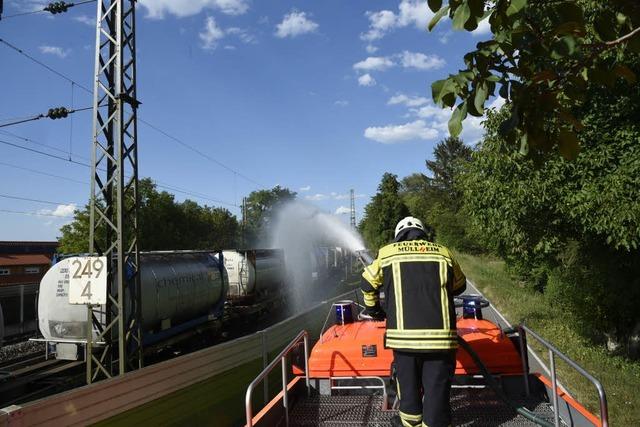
[456,252,640,426]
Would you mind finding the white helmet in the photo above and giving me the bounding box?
[394,216,425,238]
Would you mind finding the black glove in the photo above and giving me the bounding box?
[361,305,386,321]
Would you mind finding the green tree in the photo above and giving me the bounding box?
[460,79,640,347]
[360,173,410,250]
[58,178,239,252]
[243,186,296,245]
[428,0,640,157]
[426,136,473,207]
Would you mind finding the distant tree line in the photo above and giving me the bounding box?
[58,179,296,253]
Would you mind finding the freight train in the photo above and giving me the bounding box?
[34,247,346,360]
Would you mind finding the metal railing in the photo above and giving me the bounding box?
[519,325,609,427]
[330,376,388,410]
[245,330,310,427]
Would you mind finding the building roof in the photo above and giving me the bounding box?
[0,254,52,267]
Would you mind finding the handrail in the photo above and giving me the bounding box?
[519,325,609,427]
[245,330,310,427]
[330,376,388,410]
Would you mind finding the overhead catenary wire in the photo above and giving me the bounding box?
[0,193,80,207]
[0,36,266,189]
[1,0,97,20]
[0,106,93,129]
[0,160,86,185]
[0,138,240,209]
[0,208,74,219]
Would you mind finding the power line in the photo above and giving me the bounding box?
[0,160,86,184]
[0,38,92,91]
[139,119,265,189]
[0,138,240,209]
[0,208,74,219]
[0,193,79,206]
[1,1,97,20]
[0,36,265,189]
[0,106,92,129]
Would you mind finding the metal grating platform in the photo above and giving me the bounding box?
[451,388,561,426]
[289,395,394,426]
[288,388,561,426]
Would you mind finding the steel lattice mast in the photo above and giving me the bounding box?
[349,189,356,230]
[87,0,142,383]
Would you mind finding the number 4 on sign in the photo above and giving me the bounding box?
[81,281,92,299]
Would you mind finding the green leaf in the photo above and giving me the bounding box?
[427,0,442,13]
[554,2,584,25]
[551,36,576,59]
[613,64,636,84]
[448,103,467,137]
[452,3,471,30]
[594,13,617,41]
[474,83,489,113]
[499,108,519,135]
[519,133,529,156]
[506,0,527,17]
[553,21,584,37]
[431,79,447,103]
[558,129,581,160]
[428,5,450,32]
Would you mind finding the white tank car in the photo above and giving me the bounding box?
[38,252,226,343]
[219,249,285,299]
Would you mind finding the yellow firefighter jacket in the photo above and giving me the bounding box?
[361,239,466,352]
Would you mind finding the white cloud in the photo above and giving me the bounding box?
[199,16,225,50]
[224,45,237,50]
[365,44,378,54]
[299,185,311,192]
[39,45,70,58]
[73,15,94,26]
[13,1,47,13]
[353,56,395,72]
[397,0,432,28]
[408,97,506,143]
[439,31,453,44]
[304,192,365,202]
[38,204,77,218]
[364,120,439,144]
[227,27,256,44]
[472,19,492,37]
[139,0,248,19]
[335,206,351,215]
[358,74,376,87]
[400,51,445,70]
[275,11,319,38]
[361,10,397,41]
[388,93,429,107]
[361,0,434,41]
[305,193,328,201]
[334,100,349,107]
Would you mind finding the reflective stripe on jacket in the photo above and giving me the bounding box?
[361,239,466,351]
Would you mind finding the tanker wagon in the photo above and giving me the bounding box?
[37,252,227,360]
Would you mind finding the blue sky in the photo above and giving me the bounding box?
[0,0,499,241]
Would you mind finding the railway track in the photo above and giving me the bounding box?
[0,351,84,407]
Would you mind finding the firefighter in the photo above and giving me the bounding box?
[360,216,467,427]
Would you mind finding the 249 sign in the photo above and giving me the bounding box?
[68,256,108,305]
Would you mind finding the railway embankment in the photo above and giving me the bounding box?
[457,252,640,426]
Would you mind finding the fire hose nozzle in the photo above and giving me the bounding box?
[354,250,374,268]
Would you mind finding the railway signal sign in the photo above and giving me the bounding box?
[68,256,107,305]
